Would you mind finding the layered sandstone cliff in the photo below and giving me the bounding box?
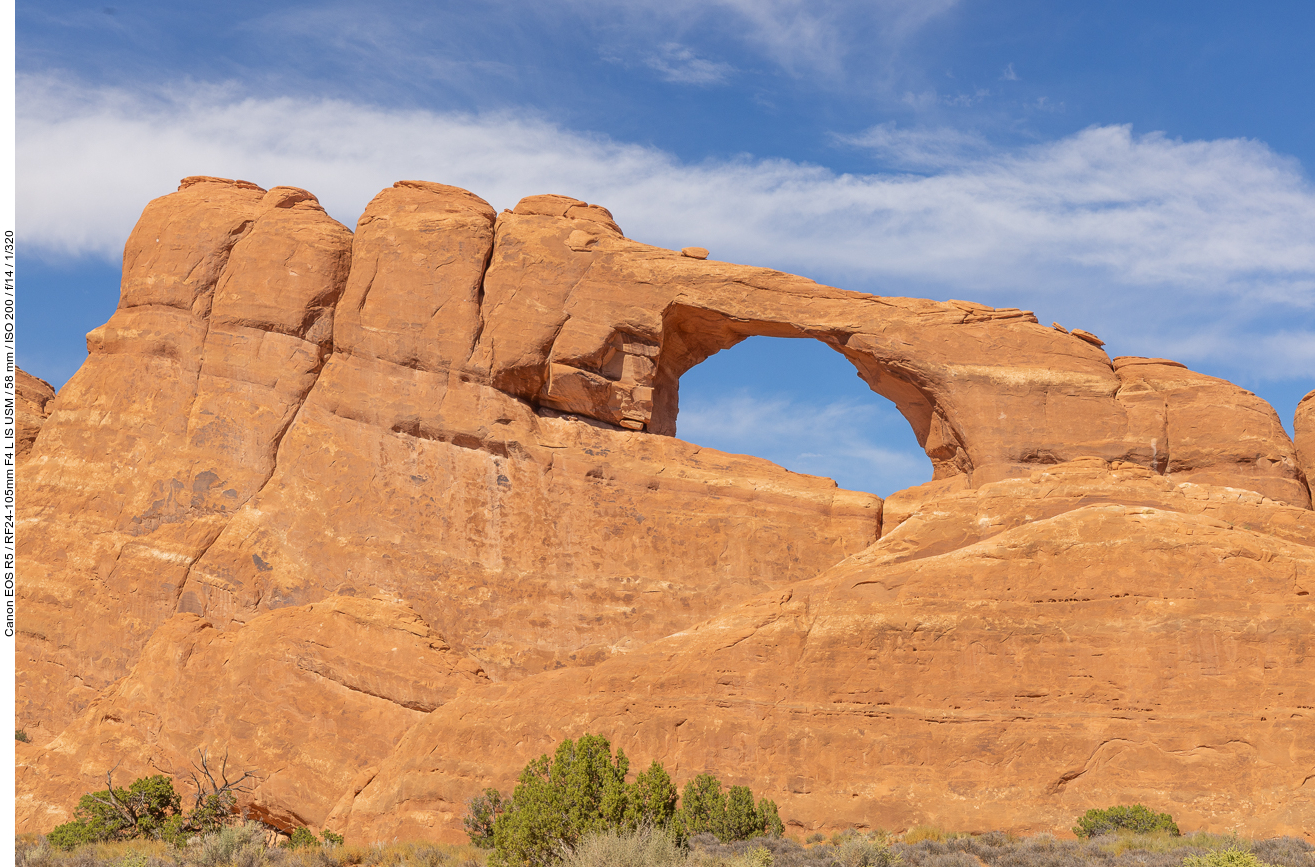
[16,177,1315,840]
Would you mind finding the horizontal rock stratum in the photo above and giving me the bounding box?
[17,177,1315,840]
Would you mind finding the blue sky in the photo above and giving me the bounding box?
[16,1,1315,496]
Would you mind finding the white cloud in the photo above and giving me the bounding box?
[17,74,1315,382]
[644,44,734,85]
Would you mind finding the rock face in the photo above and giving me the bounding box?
[16,177,1315,840]
[17,596,485,834]
[1297,389,1315,495]
[334,460,1315,841]
[16,369,55,458]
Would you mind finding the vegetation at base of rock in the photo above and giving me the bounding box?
[16,728,30,742]
[15,827,1313,867]
[277,826,344,850]
[477,734,783,867]
[559,825,687,867]
[16,829,489,867]
[675,774,783,843]
[466,788,508,849]
[46,753,256,849]
[279,826,344,849]
[1181,851,1272,867]
[1074,806,1180,838]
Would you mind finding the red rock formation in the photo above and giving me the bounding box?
[17,596,484,834]
[334,460,1315,841]
[16,178,1315,840]
[17,178,352,739]
[16,368,55,458]
[1297,389,1315,496]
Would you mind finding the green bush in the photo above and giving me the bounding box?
[467,788,509,849]
[48,774,187,849]
[46,752,256,850]
[16,728,30,743]
[625,761,679,831]
[281,827,319,849]
[1183,851,1272,867]
[676,776,782,844]
[280,825,345,849]
[479,734,782,867]
[490,734,632,867]
[1073,805,1179,838]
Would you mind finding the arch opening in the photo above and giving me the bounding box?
[670,336,934,498]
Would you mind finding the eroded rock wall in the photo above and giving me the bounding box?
[16,177,1315,840]
[334,460,1315,841]
[1297,389,1315,496]
[17,179,352,739]
[16,369,55,459]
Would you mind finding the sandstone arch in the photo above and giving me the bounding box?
[476,193,1309,506]
[17,178,1315,841]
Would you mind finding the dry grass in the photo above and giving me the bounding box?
[1096,833,1247,857]
[14,826,1313,867]
[15,830,490,867]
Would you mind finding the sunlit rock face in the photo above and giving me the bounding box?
[16,177,1315,841]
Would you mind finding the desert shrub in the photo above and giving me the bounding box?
[185,821,269,867]
[675,776,782,843]
[1249,838,1314,867]
[688,832,843,867]
[466,790,508,849]
[48,751,256,850]
[48,775,187,849]
[1073,806,1178,839]
[1182,852,1271,867]
[560,826,687,867]
[833,837,901,867]
[807,835,826,845]
[281,828,320,850]
[275,826,342,852]
[625,763,679,831]
[17,728,31,743]
[480,735,781,866]
[490,734,632,867]
[15,836,56,867]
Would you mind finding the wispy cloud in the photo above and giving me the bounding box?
[643,44,734,85]
[837,122,992,168]
[573,0,959,79]
[17,74,1315,383]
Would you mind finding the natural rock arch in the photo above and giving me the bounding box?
[15,177,1315,842]
[648,303,966,479]
[473,191,1306,504]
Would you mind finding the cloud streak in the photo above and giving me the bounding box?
[17,74,1315,384]
[643,44,735,85]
